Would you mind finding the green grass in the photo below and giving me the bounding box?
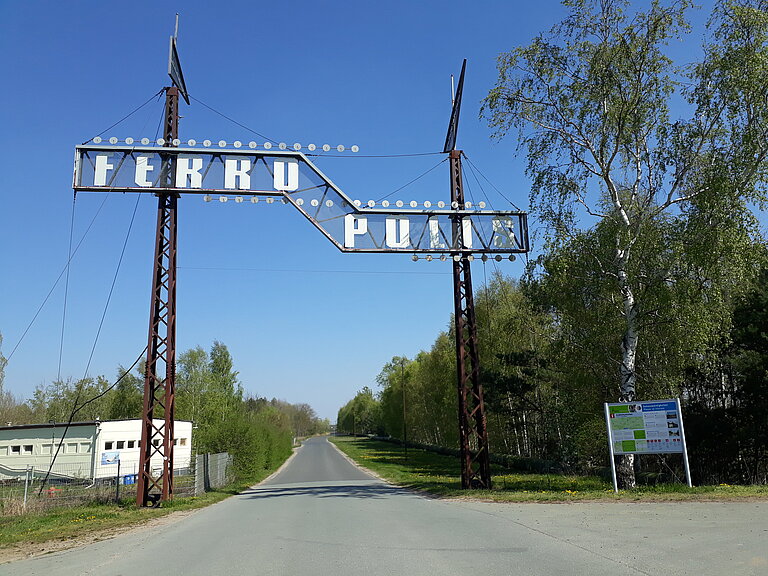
[330,436,768,502]
[0,462,283,548]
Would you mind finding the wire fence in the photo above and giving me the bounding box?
[0,452,233,516]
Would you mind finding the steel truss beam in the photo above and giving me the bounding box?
[137,87,179,507]
[450,150,492,489]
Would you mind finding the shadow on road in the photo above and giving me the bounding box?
[241,483,407,500]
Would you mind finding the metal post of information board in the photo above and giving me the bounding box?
[604,403,619,493]
[676,398,693,487]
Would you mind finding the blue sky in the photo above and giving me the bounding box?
[0,1,759,422]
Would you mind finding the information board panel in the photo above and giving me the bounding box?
[604,398,693,492]
[606,399,683,454]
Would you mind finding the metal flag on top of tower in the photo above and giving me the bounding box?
[443,59,466,153]
[168,15,190,105]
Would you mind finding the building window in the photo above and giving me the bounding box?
[40,444,53,455]
[173,439,178,446]
[0,446,8,456]
[10,445,20,455]
[127,440,135,449]
[117,441,125,449]
[22,445,33,455]
[179,438,187,446]
[152,439,161,447]
[104,441,114,450]
[80,443,91,453]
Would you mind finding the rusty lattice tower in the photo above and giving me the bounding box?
[137,24,189,506]
[445,60,492,489]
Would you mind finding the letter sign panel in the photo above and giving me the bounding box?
[74,144,529,255]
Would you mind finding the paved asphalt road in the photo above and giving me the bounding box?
[4,436,767,575]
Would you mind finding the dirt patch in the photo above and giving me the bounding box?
[0,507,200,565]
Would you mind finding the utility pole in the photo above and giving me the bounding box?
[401,358,408,461]
[137,20,188,506]
[137,85,179,507]
[445,60,492,489]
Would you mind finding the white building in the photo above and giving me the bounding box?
[0,419,193,481]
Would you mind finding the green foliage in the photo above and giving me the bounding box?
[8,339,325,482]
[337,387,383,436]
[685,263,768,484]
[29,376,113,423]
[331,436,768,500]
[480,0,768,486]
[106,366,143,420]
[172,341,324,476]
[0,332,32,425]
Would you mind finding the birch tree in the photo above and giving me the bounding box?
[484,0,768,486]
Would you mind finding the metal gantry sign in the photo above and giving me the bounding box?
[73,145,528,256]
[73,47,528,504]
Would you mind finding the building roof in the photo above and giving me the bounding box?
[0,421,97,432]
[0,418,194,432]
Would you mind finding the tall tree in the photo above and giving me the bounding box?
[0,332,30,425]
[484,0,768,486]
[176,346,211,425]
[106,365,143,420]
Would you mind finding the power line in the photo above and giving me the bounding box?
[80,192,143,380]
[179,265,451,276]
[57,196,77,382]
[14,92,162,366]
[374,158,448,203]
[6,193,113,363]
[307,152,444,159]
[190,95,443,159]
[37,346,147,496]
[463,153,522,211]
[83,89,165,144]
[190,95,277,144]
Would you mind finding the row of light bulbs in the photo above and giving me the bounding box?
[197,196,516,262]
[202,195,488,209]
[412,254,517,262]
[91,136,358,152]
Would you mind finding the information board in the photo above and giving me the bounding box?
[604,398,693,492]
[606,399,683,454]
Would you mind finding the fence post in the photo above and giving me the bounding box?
[115,459,121,503]
[23,466,31,510]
